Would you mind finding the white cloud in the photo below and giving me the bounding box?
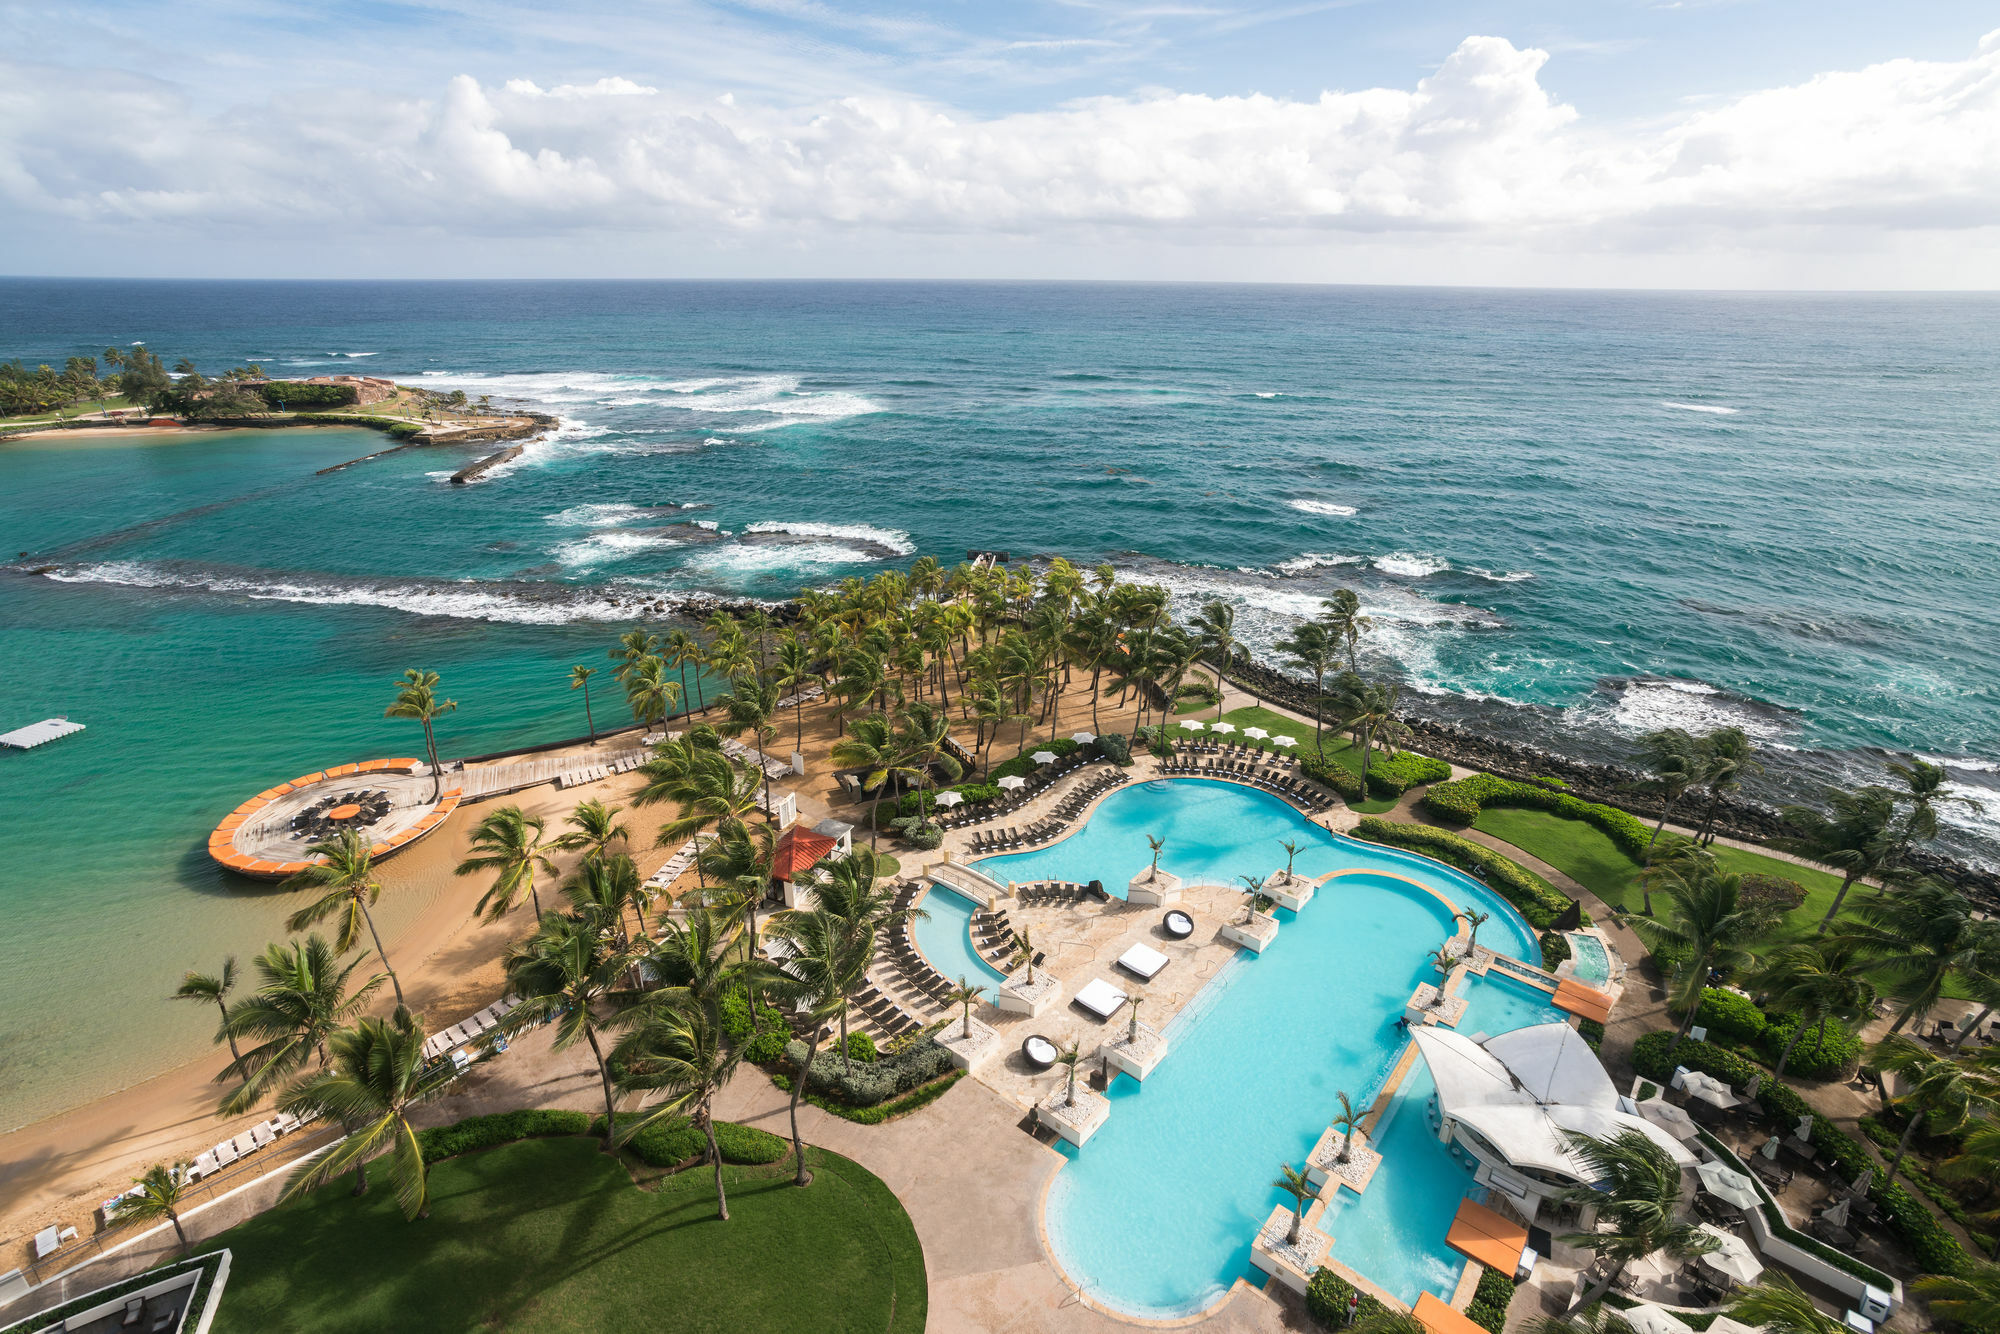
[4,30,2000,276]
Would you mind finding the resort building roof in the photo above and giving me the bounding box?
[1413,1022,1693,1183]
[771,826,838,881]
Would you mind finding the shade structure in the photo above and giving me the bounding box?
[1242,727,1270,739]
[1032,751,1058,764]
[1621,1306,1694,1334]
[1272,735,1298,748]
[1685,1073,1743,1109]
[1695,1160,1762,1211]
[1637,1098,1699,1141]
[1070,732,1096,744]
[1210,722,1237,734]
[997,775,1028,790]
[934,790,964,807]
[1178,719,1206,731]
[1697,1224,1763,1284]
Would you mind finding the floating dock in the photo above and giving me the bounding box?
[0,717,85,749]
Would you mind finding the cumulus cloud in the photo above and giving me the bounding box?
[4,30,1999,252]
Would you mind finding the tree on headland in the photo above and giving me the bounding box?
[456,806,557,922]
[665,629,707,714]
[284,828,409,1012]
[1319,588,1371,672]
[172,957,242,1063]
[1830,881,1993,1034]
[385,668,455,801]
[1867,1035,1996,1197]
[1774,784,1900,934]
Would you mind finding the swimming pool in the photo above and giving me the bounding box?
[913,884,1007,991]
[1027,780,1556,1318]
[1566,932,1612,985]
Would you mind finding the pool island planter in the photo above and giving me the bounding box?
[1407,983,1466,1028]
[1126,868,1182,906]
[1307,1128,1383,1193]
[1038,1087,1111,1146]
[935,1016,1002,1071]
[1266,869,1315,912]
[995,969,1061,1017]
[1100,1024,1169,1082]
[1248,1203,1330,1295]
[1219,910,1280,953]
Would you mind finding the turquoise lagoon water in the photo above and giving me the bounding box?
[913,885,1007,990]
[1033,780,1549,1318]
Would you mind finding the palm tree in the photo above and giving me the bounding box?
[635,745,763,878]
[950,975,988,1039]
[553,797,632,864]
[1331,1090,1360,1162]
[1693,727,1762,847]
[1632,728,1701,865]
[455,806,557,922]
[1238,873,1266,924]
[107,1163,195,1253]
[1273,622,1335,749]
[1727,1276,1847,1334]
[718,674,782,812]
[502,913,637,1151]
[773,635,822,752]
[1271,1161,1319,1246]
[1914,1261,2000,1329]
[895,700,963,831]
[1319,588,1370,671]
[1557,1128,1719,1312]
[1627,859,1754,1052]
[830,712,921,849]
[219,936,384,1116]
[570,664,599,743]
[1277,839,1302,881]
[1831,880,1991,1033]
[283,829,408,1011]
[564,852,650,944]
[764,908,868,1185]
[1454,908,1491,957]
[385,668,456,801]
[610,628,660,684]
[1869,1036,1997,1195]
[1335,675,1402,796]
[172,957,241,1063]
[1053,1038,1084,1107]
[1009,926,1037,984]
[1887,755,1984,860]
[1774,784,1901,934]
[1145,834,1167,882]
[614,1003,743,1220]
[279,1013,444,1216]
[624,654,682,728]
[811,848,925,1067]
[664,628,706,714]
[1750,942,1877,1077]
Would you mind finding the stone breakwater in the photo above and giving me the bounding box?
[1211,655,2000,907]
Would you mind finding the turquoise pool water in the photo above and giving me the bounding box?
[1567,933,1612,985]
[914,885,1007,990]
[1032,780,1553,1319]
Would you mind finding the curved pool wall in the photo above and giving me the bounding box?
[1566,932,1612,985]
[973,779,1540,963]
[913,885,1007,990]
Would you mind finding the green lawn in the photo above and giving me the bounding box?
[1204,705,1398,813]
[195,1137,925,1334]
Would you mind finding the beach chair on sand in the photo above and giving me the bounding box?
[213,1139,239,1168]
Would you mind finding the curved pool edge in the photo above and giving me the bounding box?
[1326,830,1545,963]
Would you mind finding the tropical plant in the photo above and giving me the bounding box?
[1189,599,1240,720]
[664,628,707,713]
[569,664,599,743]
[172,957,241,1063]
[1626,858,1754,1051]
[1749,941,1877,1078]
[763,908,867,1185]
[455,806,557,922]
[283,828,408,1011]
[1913,1261,2000,1329]
[107,1163,196,1253]
[501,913,637,1151]
[1320,588,1370,671]
[949,975,988,1039]
[1145,834,1166,882]
[1830,880,1993,1033]
[613,1003,743,1220]
[1278,838,1302,880]
[563,852,650,944]
[1631,727,1701,865]
[635,744,763,874]
[1332,1090,1360,1162]
[552,797,631,864]
[624,654,682,728]
[609,628,660,683]
[1054,1039,1084,1107]
[1773,784,1902,934]
[1334,674,1403,795]
[1727,1275,1848,1334]
[1271,1161,1319,1246]
[1455,908,1491,957]
[1887,755,1984,860]
[218,936,383,1116]
[1556,1128,1718,1312]
[1009,926,1037,984]
[773,634,822,751]
[385,668,456,801]
[718,673,781,811]
[1868,1035,1997,1195]
[1273,622,1335,748]
[830,712,921,848]
[1692,727,1762,847]
[279,1012,445,1217]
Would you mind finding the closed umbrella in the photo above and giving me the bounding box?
[1820,1196,1852,1229]
[997,775,1028,791]
[1272,736,1298,748]
[1032,751,1058,765]
[1697,1225,1763,1284]
[934,791,964,808]
[1686,1073,1742,1109]
[1846,1168,1874,1199]
[1621,1306,1693,1334]
[1638,1098,1699,1141]
[1695,1161,1762,1210]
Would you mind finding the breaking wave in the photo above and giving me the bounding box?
[1287,499,1357,517]
[1662,401,1739,415]
[742,521,914,556]
[1373,553,1450,577]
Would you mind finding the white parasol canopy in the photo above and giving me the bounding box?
[1620,1305,1694,1334]
[1243,727,1270,739]
[1272,735,1298,748]
[1032,751,1058,764]
[1820,1196,1852,1229]
[1210,722,1238,734]
[1637,1098,1699,1141]
[1684,1072,1742,1109]
[997,775,1028,790]
[934,790,964,808]
[1070,732,1096,744]
[1695,1161,1762,1211]
[1697,1224,1763,1284]
[1179,719,1206,731]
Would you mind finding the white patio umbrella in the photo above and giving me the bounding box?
[1272,735,1298,748]
[1242,727,1270,740]
[1621,1305,1693,1334]
[1070,732,1096,744]
[997,775,1028,791]
[1820,1196,1852,1229]
[1695,1161,1762,1211]
[1697,1225,1763,1284]
[1637,1098,1699,1141]
[1210,722,1238,735]
[1032,751,1058,765]
[934,790,964,808]
[1846,1168,1874,1199]
[1686,1073,1742,1109]
[1178,719,1206,732]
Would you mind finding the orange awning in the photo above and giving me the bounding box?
[1444,1198,1528,1273]
[1415,1293,1490,1334]
[771,826,838,881]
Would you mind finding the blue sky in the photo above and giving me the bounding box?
[5,0,2000,284]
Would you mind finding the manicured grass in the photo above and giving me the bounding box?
[194,1137,924,1334]
[1209,706,1398,813]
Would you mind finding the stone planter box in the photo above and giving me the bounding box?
[1100,1024,1169,1081]
[1221,911,1280,953]
[935,1016,1001,1071]
[1038,1087,1111,1146]
[995,969,1061,1017]
[1127,869,1182,906]
[1307,1127,1383,1193]
[1266,870,1314,912]
[1249,1203,1328,1294]
[1406,983,1466,1028]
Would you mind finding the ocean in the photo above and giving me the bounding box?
[2,278,1998,1127]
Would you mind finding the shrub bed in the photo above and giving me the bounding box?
[1299,754,1365,802]
[1467,1265,1517,1334]
[1351,818,1583,929]
[1361,751,1452,799]
[1859,1116,1994,1248]
[1540,931,1572,970]
[1420,774,1658,861]
[1305,1267,1389,1329]
[782,1036,954,1107]
[1631,1031,1971,1277]
[772,1068,965,1125]
[587,1115,788,1168]
[1686,988,1863,1082]
[257,380,359,407]
[415,1109,591,1164]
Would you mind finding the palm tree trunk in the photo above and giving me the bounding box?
[1816,871,1861,935]
[1772,1016,1810,1078]
[215,998,243,1063]
[840,1004,853,1077]
[423,718,441,801]
[170,1212,189,1254]
[1644,791,1682,865]
[355,894,408,1011]
[789,1026,819,1186]
[1287,1206,1303,1247]
[1885,1110,1926,1194]
[352,1157,368,1196]
[703,1108,730,1221]
[584,682,596,743]
[584,1025,618,1151]
[1566,1261,1624,1316]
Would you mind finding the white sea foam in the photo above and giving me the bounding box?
[1467,567,1534,583]
[692,519,720,531]
[1374,552,1450,577]
[742,521,914,555]
[1662,401,1738,415]
[688,542,878,575]
[1600,679,1787,740]
[1921,753,2000,774]
[549,530,682,570]
[1273,552,1364,575]
[546,502,654,527]
[410,370,881,424]
[1255,392,1281,399]
[1287,499,1357,517]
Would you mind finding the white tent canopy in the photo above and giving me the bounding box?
[1412,1023,1695,1183]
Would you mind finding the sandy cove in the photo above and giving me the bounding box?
[0,685,1168,1266]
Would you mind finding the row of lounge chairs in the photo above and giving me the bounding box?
[968,821,1063,853]
[172,1107,321,1194]
[421,994,520,1063]
[971,905,1020,967]
[720,737,793,779]
[851,977,923,1039]
[1178,742,1298,769]
[935,758,1115,830]
[646,834,711,890]
[1049,769,1129,819]
[1158,757,1335,812]
[1014,880,1104,907]
[556,748,650,789]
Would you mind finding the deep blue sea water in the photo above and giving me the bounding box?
[2,279,1998,1126]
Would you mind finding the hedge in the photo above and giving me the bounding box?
[771,1068,965,1125]
[283,410,426,437]
[1361,751,1452,799]
[585,1114,788,1167]
[1419,774,1659,862]
[1859,1116,1994,1249]
[1467,1266,1517,1334]
[1351,818,1585,930]
[1694,988,1767,1045]
[890,738,1088,819]
[414,1109,591,1163]
[257,380,358,407]
[1631,1031,1971,1277]
[1300,754,1365,802]
[1306,1266,1389,1329]
[1687,988,1864,1082]
[782,1035,955,1107]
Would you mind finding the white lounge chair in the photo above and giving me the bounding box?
[1073,978,1129,1019]
[190,1151,220,1180]
[251,1123,276,1149]
[33,1227,58,1259]
[213,1139,240,1167]
[274,1111,301,1134]
[1116,943,1170,981]
[232,1132,259,1157]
